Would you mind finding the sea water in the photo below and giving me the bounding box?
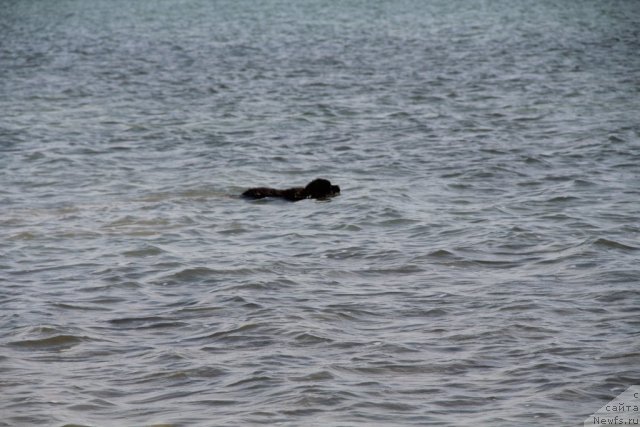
[1,1,639,425]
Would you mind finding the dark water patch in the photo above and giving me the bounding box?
[359,264,424,275]
[75,295,128,306]
[289,370,335,382]
[546,195,581,203]
[496,302,541,312]
[572,178,596,187]
[161,267,220,283]
[122,245,166,257]
[108,316,187,330]
[594,289,640,303]
[432,254,526,269]
[216,295,264,310]
[7,231,39,240]
[8,335,86,351]
[402,307,449,318]
[226,374,280,390]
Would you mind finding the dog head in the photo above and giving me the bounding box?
[304,178,340,199]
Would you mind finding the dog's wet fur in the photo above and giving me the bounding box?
[242,178,340,201]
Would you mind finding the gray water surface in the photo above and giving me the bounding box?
[2,1,640,425]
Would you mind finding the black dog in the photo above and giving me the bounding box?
[242,178,340,201]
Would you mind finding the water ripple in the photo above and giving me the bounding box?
[1,0,639,426]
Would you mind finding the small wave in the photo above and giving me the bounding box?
[291,332,334,345]
[218,226,250,235]
[572,178,596,187]
[592,238,638,251]
[362,264,424,274]
[191,323,270,346]
[290,370,335,382]
[421,249,523,268]
[468,259,522,268]
[163,267,218,282]
[427,249,454,258]
[377,218,421,227]
[122,245,165,257]
[546,195,580,203]
[104,216,171,228]
[225,375,278,391]
[497,302,540,312]
[8,231,38,240]
[323,246,368,259]
[417,308,449,317]
[608,135,625,143]
[8,334,84,350]
[513,115,546,122]
[109,316,187,329]
[51,302,111,311]
[523,155,550,165]
[595,289,640,303]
